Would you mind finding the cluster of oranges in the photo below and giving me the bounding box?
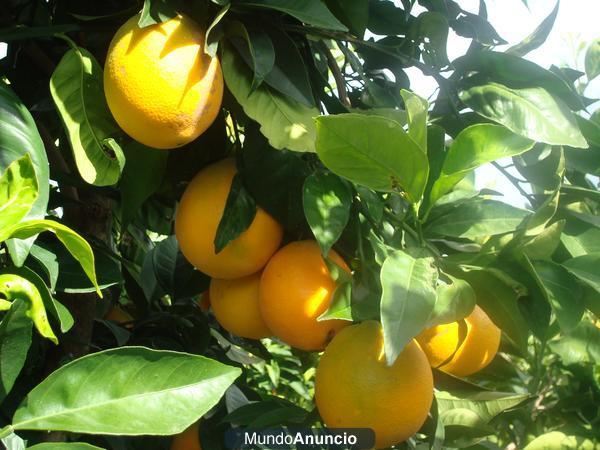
[102,13,502,450]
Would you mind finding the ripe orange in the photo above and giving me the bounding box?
[416,305,501,377]
[210,272,271,340]
[170,422,202,450]
[315,321,433,448]
[259,240,350,351]
[104,14,223,149]
[175,159,283,279]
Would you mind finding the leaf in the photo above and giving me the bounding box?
[522,219,565,260]
[0,83,49,265]
[119,141,168,227]
[315,114,429,202]
[561,218,600,257]
[1,433,26,450]
[507,1,559,57]
[0,299,33,401]
[317,281,353,321]
[530,260,585,332]
[426,199,530,240]
[222,45,318,152]
[451,11,506,46]
[138,0,180,28]
[436,390,529,427]
[380,250,438,365]
[227,21,274,90]
[302,171,352,254]
[11,347,241,435]
[459,82,587,148]
[324,0,369,36]
[0,155,38,233]
[205,4,230,57]
[2,220,99,295]
[413,12,449,68]
[50,46,125,186]
[428,275,476,327]
[0,272,56,344]
[585,38,600,81]
[400,90,428,153]
[548,321,600,365]
[562,254,600,294]
[454,51,583,110]
[460,268,529,353]
[214,173,257,254]
[28,244,59,290]
[27,444,105,450]
[239,0,347,31]
[367,0,408,35]
[524,431,597,450]
[428,124,534,207]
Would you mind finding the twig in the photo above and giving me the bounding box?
[492,161,534,204]
[317,40,351,108]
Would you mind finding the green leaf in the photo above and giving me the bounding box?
[429,124,534,207]
[460,268,529,353]
[436,390,529,428]
[0,272,56,344]
[324,0,369,36]
[7,266,73,335]
[585,38,600,81]
[380,250,438,365]
[400,90,428,153]
[317,281,353,322]
[11,347,241,435]
[562,254,600,294]
[315,114,429,202]
[426,199,530,240]
[455,51,583,110]
[138,0,179,28]
[0,299,33,401]
[530,260,585,332]
[459,82,587,148]
[428,274,476,327]
[548,320,600,365]
[2,220,99,295]
[0,155,38,234]
[507,1,559,56]
[119,141,168,227]
[205,4,230,57]
[0,83,49,265]
[214,173,257,254]
[561,218,600,257]
[521,219,564,260]
[28,244,59,291]
[524,431,597,450]
[302,171,352,254]
[27,444,105,450]
[222,45,318,152]
[227,22,274,91]
[239,0,347,31]
[50,46,125,186]
[412,12,449,68]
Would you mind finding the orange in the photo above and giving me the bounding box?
[175,159,283,279]
[417,305,501,377]
[210,272,271,339]
[170,422,202,450]
[315,321,433,448]
[105,306,133,326]
[259,240,350,351]
[197,291,211,312]
[104,14,223,149]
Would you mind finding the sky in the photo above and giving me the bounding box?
[1,1,598,208]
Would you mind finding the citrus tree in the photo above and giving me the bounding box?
[1,0,599,449]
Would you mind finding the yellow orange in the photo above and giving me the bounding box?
[104,14,223,149]
[315,321,434,448]
[259,240,350,351]
[417,305,501,377]
[105,306,133,326]
[210,272,271,339]
[175,159,283,279]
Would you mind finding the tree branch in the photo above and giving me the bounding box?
[317,40,351,108]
